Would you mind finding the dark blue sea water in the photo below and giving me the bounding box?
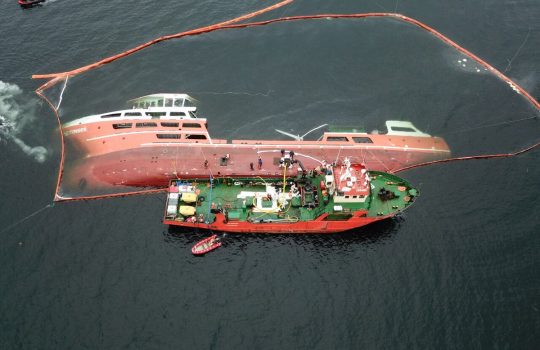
[1,0,539,349]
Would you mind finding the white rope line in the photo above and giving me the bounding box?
[0,204,53,235]
[55,76,69,110]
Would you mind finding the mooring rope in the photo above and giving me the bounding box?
[55,75,69,110]
[441,115,538,135]
[392,138,540,174]
[0,203,53,235]
[53,188,168,203]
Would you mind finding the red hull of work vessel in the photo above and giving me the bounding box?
[165,212,389,234]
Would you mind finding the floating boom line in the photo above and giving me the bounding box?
[31,3,540,202]
[32,12,540,112]
[392,138,540,174]
[32,0,294,81]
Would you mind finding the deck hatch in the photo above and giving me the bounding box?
[157,134,181,139]
[112,123,132,129]
[161,122,180,127]
[352,137,373,143]
[136,122,158,128]
[101,113,121,118]
[326,136,350,142]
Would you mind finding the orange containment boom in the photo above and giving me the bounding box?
[31,0,540,202]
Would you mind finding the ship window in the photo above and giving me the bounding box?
[101,113,121,118]
[186,134,207,140]
[146,112,166,118]
[165,98,173,107]
[174,99,183,107]
[157,134,181,139]
[391,126,415,132]
[124,112,141,117]
[161,122,180,127]
[136,122,158,127]
[352,137,373,143]
[112,123,132,129]
[326,136,349,142]
[150,101,156,107]
[183,123,201,128]
[353,195,358,198]
[170,112,186,117]
[157,99,163,107]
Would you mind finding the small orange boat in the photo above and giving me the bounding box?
[18,0,45,8]
[191,234,222,255]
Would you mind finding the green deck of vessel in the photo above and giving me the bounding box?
[170,171,416,224]
[187,178,326,224]
[366,172,413,216]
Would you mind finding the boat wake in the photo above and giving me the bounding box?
[0,81,48,163]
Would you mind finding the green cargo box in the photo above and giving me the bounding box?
[228,210,242,221]
[235,199,246,209]
[291,197,302,207]
[261,199,273,208]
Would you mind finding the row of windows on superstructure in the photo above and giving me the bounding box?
[156,134,207,140]
[101,111,196,118]
[326,136,373,143]
[132,98,195,109]
[112,122,202,129]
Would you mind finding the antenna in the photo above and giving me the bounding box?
[275,124,328,141]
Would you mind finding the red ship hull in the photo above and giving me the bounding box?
[165,212,390,234]
[61,94,450,190]
[63,141,449,189]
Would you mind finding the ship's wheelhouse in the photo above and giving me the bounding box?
[127,93,198,110]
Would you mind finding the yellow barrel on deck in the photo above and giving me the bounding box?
[179,205,196,216]
[181,192,197,203]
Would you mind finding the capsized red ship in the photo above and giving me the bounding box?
[163,158,419,234]
[62,94,450,188]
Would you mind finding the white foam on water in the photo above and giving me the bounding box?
[444,49,487,75]
[0,81,49,163]
[514,72,538,93]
